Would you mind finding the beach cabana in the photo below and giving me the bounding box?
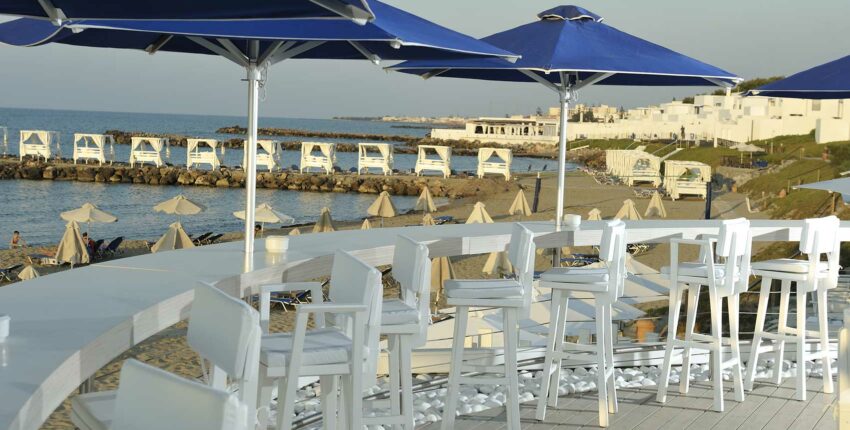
[186,138,221,170]
[313,207,336,233]
[626,151,662,187]
[663,160,711,200]
[150,221,195,253]
[299,142,335,174]
[72,133,114,165]
[508,189,532,217]
[645,191,668,218]
[55,220,89,265]
[243,139,281,172]
[477,147,512,180]
[0,126,7,155]
[414,145,451,178]
[615,199,642,220]
[129,137,168,167]
[19,130,59,161]
[357,142,393,175]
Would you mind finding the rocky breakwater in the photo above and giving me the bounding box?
[0,158,514,199]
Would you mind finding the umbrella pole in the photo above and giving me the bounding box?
[553,83,570,267]
[243,57,260,271]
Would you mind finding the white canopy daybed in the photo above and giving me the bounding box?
[243,139,281,172]
[186,138,221,170]
[605,149,661,186]
[19,130,59,161]
[663,160,711,200]
[129,137,169,168]
[357,142,394,175]
[476,147,512,180]
[73,133,115,165]
[0,126,8,155]
[299,142,335,174]
[415,145,451,178]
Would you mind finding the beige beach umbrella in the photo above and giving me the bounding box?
[644,191,668,218]
[466,201,494,224]
[431,253,456,309]
[18,265,39,280]
[313,207,336,233]
[587,208,602,221]
[615,199,642,221]
[288,227,302,236]
[151,221,195,253]
[60,202,117,233]
[234,202,295,236]
[367,191,397,227]
[508,189,532,217]
[55,220,90,265]
[154,194,206,220]
[483,250,513,276]
[415,186,437,213]
[361,219,373,230]
[422,213,436,226]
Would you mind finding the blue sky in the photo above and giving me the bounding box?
[0,0,848,118]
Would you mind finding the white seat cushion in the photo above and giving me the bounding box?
[540,267,609,284]
[71,390,115,430]
[381,299,420,325]
[262,328,359,368]
[661,262,725,279]
[752,258,828,274]
[444,279,522,299]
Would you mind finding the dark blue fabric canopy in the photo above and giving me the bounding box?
[0,0,517,61]
[0,0,375,23]
[748,55,850,100]
[390,5,738,86]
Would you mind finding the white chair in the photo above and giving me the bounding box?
[71,283,261,430]
[656,218,751,412]
[363,236,431,430]
[257,249,383,430]
[109,359,249,430]
[535,220,626,427]
[441,223,536,430]
[745,216,840,400]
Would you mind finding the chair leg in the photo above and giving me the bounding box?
[277,373,299,430]
[350,361,364,430]
[549,292,569,408]
[817,286,834,394]
[595,304,610,427]
[728,294,745,403]
[399,335,415,430]
[388,335,402,428]
[680,284,700,395]
[320,375,339,430]
[775,280,791,386]
[536,289,563,421]
[657,285,683,404]
[745,277,772,391]
[604,303,618,415]
[708,288,724,412]
[795,287,807,401]
[503,308,521,430]
[256,371,276,430]
[441,306,468,430]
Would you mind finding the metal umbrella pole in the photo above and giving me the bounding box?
[243,42,261,271]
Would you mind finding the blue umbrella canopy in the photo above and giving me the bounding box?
[748,55,850,100]
[0,0,375,24]
[0,0,517,269]
[390,5,740,228]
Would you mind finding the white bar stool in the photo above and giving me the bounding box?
[363,235,431,430]
[535,220,627,427]
[441,223,536,430]
[745,216,840,400]
[656,218,751,412]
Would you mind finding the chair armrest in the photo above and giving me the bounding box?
[296,303,368,315]
[669,238,716,246]
[259,282,324,333]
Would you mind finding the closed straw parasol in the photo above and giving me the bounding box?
[615,199,642,221]
[422,213,436,226]
[55,220,90,265]
[313,207,336,233]
[466,202,494,224]
[288,227,302,236]
[151,221,195,253]
[644,191,667,218]
[587,208,602,221]
[508,189,532,217]
[415,186,437,213]
[361,218,373,230]
[18,265,39,280]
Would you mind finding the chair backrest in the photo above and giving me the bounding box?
[716,218,751,294]
[800,215,841,286]
[188,283,261,415]
[392,235,432,346]
[330,250,384,379]
[599,220,628,299]
[507,223,536,311]
[110,359,248,430]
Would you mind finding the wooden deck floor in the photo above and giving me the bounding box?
[421,375,836,429]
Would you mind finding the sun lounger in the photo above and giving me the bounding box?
[191,232,213,245]
[100,237,124,258]
[28,253,57,266]
[0,264,22,281]
[202,233,224,245]
[434,215,454,225]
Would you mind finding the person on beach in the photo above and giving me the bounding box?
[9,231,26,249]
[254,224,262,237]
[82,232,95,256]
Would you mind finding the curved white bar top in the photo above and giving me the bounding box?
[0,220,846,430]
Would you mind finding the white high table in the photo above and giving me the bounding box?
[0,220,843,430]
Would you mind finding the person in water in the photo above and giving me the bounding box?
[9,231,26,249]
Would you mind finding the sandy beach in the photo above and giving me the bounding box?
[0,170,763,429]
